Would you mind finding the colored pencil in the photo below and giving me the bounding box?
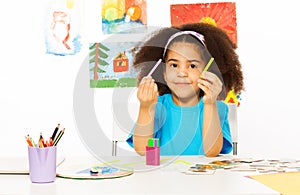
[53,128,65,146]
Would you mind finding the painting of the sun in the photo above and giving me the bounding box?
[102,0,147,34]
[171,2,237,44]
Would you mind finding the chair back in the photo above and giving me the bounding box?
[112,101,139,156]
[227,103,238,155]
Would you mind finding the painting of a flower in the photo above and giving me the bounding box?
[171,2,237,44]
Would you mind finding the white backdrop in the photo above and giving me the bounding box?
[1,0,300,159]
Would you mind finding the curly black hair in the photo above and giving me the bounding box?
[132,23,244,97]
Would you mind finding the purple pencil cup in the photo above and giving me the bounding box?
[146,138,160,166]
[28,146,57,183]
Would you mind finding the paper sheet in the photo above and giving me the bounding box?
[250,172,300,195]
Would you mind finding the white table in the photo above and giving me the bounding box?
[0,155,279,195]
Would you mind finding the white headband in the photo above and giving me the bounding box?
[162,31,206,58]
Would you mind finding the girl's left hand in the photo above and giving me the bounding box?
[197,71,223,104]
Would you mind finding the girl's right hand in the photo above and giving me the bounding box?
[137,76,159,108]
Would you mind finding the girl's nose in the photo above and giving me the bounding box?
[177,66,188,77]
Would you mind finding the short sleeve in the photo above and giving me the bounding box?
[126,124,135,148]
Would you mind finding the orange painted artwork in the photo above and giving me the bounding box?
[45,0,81,56]
[102,0,147,34]
[170,2,237,45]
[51,11,71,50]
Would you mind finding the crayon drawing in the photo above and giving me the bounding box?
[102,0,147,34]
[170,2,237,44]
[45,0,82,56]
[57,164,133,179]
[89,41,139,88]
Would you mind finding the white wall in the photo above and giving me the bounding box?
[1,0,300,159]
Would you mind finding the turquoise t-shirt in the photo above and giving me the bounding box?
[126,94,232,155]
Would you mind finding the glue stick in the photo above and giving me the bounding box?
[146,138,160,166]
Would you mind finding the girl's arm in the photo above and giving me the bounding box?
[198,72,223,157]
[133,77,158,156]
[202,103,223,157]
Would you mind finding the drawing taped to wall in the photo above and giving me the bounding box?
[89,41,139,88]
[102,0,147,34]
[45,0,82,56]
[170,2,237,44]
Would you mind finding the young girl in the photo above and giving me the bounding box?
[126,23,244,157]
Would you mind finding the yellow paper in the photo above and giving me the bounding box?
[250,172,300,195]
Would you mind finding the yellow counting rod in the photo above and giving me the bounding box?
[200,57,214,78]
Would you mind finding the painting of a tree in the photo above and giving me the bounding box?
[89,41,138,88]
[89,43,110,80]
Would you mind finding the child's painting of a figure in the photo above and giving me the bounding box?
[89,41,139,88]
[45,0,82,56]
[170,2,237,44]
[102,0,147,34]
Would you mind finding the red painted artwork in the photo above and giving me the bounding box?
[171,2,237,44]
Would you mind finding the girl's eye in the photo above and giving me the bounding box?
[170,63,178,68]
[190,64,198,69]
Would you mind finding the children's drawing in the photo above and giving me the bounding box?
[90,43,110,81]
[51,11,71,50]
[89,41,139,88]
[45,0,82,56]
[102,0,147,34]
[57,164,133,179]
[170,2,237,44]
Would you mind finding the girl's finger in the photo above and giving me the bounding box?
[201,72,219,83]
[138,78,147,97]
[198,83,209,94]
[145,79,155,97]
[153,83,158,100]
[138,77,156,101]
[198,78,212,90]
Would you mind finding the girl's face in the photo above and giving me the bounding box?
[164,42,205,106]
